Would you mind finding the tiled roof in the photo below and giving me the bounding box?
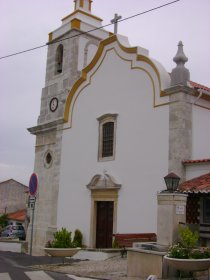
[190,81,210,93]
[182,159,210,165]
[7,209,26,222]
[179,173,210,193]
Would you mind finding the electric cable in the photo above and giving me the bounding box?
[0,0,180,60]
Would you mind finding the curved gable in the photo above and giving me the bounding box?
[64,35,170,125]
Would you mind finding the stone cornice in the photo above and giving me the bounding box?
[28,119,64,135]
[163,85,210,104]
[163,85,195,96]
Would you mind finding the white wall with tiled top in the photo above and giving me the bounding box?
[57,39,170,246]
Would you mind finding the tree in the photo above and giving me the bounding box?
[0,214,8,229]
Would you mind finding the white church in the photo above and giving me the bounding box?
[28,0,210,254]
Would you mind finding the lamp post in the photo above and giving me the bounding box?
[164,172,180,192]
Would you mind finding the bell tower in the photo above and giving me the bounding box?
[74,0,93,12]
[28,0,109,255]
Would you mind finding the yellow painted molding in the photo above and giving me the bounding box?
[82,36,116,75]
[71,18,81,29]
[154,101,177,108]
[137,54,161,88]
[89,0,92,11]
[120,45,138,54]
[79,0,84,7]
[64,35,167,124]
[62,9,102,22]
[160,90,168,97]
[48,32,53,42]
[64,73,86,122]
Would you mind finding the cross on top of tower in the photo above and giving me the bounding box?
[74,0,92,13]
[111,13,122,34]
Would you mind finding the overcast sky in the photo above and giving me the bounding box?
[0,0,209,185]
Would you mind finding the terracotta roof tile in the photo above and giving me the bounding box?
[179,173,210,193]
[190,81,210,93]
[182,159,210,165]
[7,209,26,222]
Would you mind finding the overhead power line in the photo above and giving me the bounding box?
[0,0,180,60]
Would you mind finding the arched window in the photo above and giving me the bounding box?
[97,114,118,161]
[55,44,64,74]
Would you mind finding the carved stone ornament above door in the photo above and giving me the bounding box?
[86,173,121,191]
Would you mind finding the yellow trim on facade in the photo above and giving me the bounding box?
[82,36,116,74]
[62,9,102,22]
[79,0,84,8]
[64,74,86,122]
[137,55,161,88]
[160,90,168,97]
[48,32,53,42]
[64,35,169,125]
[120,45,138,54]
[89,0,92,11]
[71,18,81,29]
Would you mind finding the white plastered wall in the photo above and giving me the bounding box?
[57,43,170,246]
[78,37,98,71]
[185,104,210,180]
[192,105,210,159]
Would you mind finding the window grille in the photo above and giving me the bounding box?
[97,114,118,161]
[102,122,114,157]
[55,44,64,74]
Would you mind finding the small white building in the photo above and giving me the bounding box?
[28,0,210,254]
[0,179,28,215]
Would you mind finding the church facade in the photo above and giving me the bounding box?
[28,0,210,254]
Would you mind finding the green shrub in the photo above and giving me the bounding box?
[73,229,83,247]
[52,228,73,248]
[168,243,189,259]
[179,226,199,249]
[50,228,83,248]
[168,226,210,259]
[0,214,8,228]
[191,248,210,259]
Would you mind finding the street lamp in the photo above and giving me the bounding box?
[164,172,180,192]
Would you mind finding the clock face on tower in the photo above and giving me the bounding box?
[49,97,58,112]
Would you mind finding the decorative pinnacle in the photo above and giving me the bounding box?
[171,41,190,86]
[173,41,188,65]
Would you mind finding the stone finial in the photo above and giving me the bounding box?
[171,41,190,86]
[173,41,188,65]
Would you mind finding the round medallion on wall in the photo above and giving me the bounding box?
[49,97,58,112]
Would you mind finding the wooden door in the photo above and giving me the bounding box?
[96,201,114,248]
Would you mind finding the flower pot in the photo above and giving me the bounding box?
[164,255,210,271]
[44,247,81,257]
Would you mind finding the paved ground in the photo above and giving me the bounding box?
[31,255,210,280]
[1,251,209,280]
[31,256,137,280]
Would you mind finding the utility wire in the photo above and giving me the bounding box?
[0,0,180,60]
